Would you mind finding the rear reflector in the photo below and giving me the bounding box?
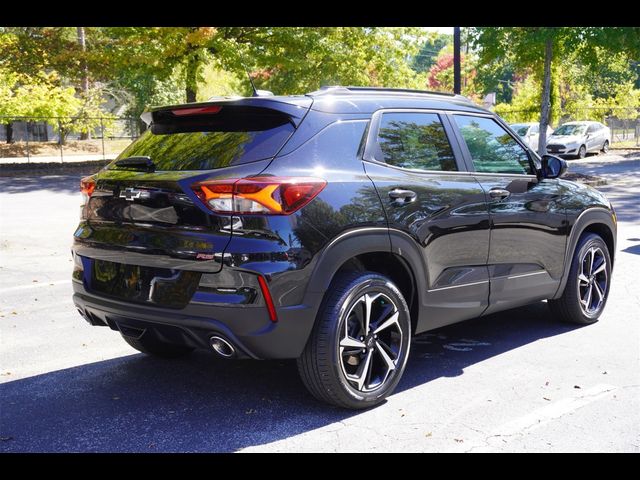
[257,275,278,322]
[192,177,326,215]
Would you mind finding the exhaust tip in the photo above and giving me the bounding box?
[209,335,236,358]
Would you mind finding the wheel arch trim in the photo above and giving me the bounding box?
[552,207,616,299]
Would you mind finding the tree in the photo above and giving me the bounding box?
[412,33,452,73]
[470,27,640,154]
[425,48,481,101]
[0,70,80,143]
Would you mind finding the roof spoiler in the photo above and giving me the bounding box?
[141,97,311,128]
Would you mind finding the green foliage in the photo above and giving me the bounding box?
[412,33,452,73]
[0,70,79,121]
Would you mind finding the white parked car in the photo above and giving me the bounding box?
[510,122,554,152]
[546,121,611,159]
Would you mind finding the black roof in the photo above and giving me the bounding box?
[303,86,487,114]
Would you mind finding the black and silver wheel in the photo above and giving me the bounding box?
[549,233,611,324]
[601,140,609,154]
[577,145,587,159]
[297,271,411,409]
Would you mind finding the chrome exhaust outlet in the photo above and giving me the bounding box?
[209,335,236,358]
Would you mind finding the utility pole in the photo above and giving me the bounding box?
[453,26,461,95]
[77,27,90,140]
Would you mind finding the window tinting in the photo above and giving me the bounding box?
[112,117,294,171]
[376,113,457,171]
[453,115,532,175]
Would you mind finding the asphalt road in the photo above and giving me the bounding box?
[1,151,639,452]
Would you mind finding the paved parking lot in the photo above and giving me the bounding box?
[1,151,639,452]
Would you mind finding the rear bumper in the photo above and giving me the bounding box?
[72,281,319,359]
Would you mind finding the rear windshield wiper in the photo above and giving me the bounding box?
[114,156,156,172]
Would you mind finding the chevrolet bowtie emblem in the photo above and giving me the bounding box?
[120,188,151,201]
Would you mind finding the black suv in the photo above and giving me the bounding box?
[72,86,616,409]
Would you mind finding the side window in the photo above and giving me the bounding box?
[453,115,532,175]
[376,112,457,171]
[586,125,595,134]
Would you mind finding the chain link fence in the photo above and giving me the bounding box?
[0,116,141,163]
[495,107,640,147]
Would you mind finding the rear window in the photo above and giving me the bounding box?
[112,108,295,171]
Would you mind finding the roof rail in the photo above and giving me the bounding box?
[309,85,461,98]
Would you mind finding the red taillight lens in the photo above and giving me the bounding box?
[80,176,95,197]
[192,177,326,215]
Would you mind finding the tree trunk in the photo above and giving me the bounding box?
[538,37,553,155]
[6,123,13,144]
[77,27,91,140]
[185,52,199,103]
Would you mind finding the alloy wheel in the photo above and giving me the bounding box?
[338,292,403,393]
[578,246,608,316]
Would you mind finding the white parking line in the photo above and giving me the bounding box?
[492,384,618,437]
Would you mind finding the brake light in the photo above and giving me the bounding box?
[80,176,95,197]
[172,106,222,116]
[192,177,326,215]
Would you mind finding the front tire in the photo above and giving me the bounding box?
[122,333,194,358]
[577,145,587,159]
[297,271,412,409]
[601,140,609,154]
[549,233,611,325]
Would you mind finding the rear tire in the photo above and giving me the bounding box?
[297,271,411,409]
[122,333,194,358]
[548,233,611,325]
[601,140,609,154]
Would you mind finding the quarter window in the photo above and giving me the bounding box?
[453,115,532,175]
[376,112,457,171]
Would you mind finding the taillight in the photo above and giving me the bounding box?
[80,176,95,201]
[192,177,326,215]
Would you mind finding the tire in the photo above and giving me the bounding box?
[601,140,609,154]
[549,233,611,325]
[122,332,194,358]
[577,145,587,159]
[297,271,412,409]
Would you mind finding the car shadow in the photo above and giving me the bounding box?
[0,302,582,452]
[0,173,97,194]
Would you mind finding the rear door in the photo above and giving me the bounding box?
[586,124,599,151]
[75,101,307,275]
[449,113,567,313]
[363,110,490,332]
[529,124,540,151]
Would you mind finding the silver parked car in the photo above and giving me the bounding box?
[546,121,611,159]
[510,122,554,152]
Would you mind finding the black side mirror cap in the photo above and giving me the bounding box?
[540,154,568,179]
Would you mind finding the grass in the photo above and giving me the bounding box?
[611,140,640,148]
[0,139,134,158]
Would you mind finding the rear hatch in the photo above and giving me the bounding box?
[75,98,311,283]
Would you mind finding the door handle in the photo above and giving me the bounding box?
[388,188,417,204]
[489,188,510,200]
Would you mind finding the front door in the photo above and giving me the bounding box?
[363,110,490,332]
[450,113,568,314]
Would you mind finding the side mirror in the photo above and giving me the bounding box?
[541,154,567,179]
